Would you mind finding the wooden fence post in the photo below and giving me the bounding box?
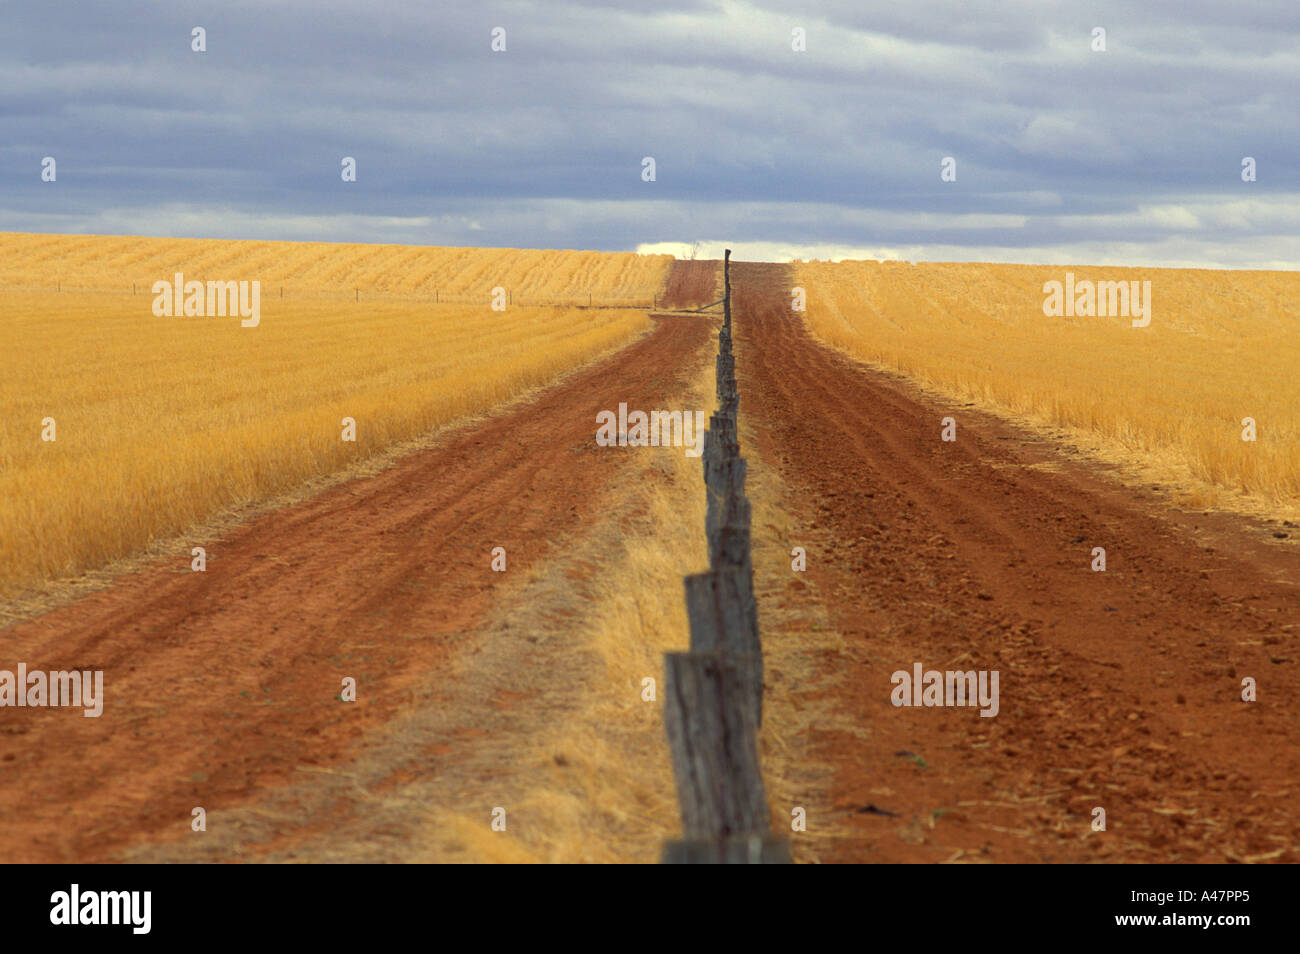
[723,248,731,329]
[663,835,793,864]
[661,651,769,838]
[684,566,762,724]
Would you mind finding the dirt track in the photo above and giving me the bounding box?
[0,266,714,863]
[733,262,1300,863]
[655,260,719,309]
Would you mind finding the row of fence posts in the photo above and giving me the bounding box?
[660,249,791,864]
[46,284,651,309]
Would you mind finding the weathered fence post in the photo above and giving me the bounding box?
[662,833,793,864]
[723,248,731,330]
[684,565,762,723]
[661,650,768,834]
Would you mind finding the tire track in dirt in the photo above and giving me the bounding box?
[0,264,715,863]
[734,262,1300,863]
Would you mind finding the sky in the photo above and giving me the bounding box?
[2,0,1298,267]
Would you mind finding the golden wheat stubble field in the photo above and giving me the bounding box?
[0,233,672,602]
[0,232,667,305]
[796,260,1300,521]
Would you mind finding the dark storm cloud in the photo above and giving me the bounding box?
[1,0,1297,265]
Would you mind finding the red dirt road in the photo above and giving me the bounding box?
[734,262,1300,863]
[0,266,715,863]
[655,260,719,309]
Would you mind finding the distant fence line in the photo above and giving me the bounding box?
[0,281,662,310]
[660,249,791,864]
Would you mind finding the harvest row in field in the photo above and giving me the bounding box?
[0,233,672,303]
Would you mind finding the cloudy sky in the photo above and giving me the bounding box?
[3,0,1298,266]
